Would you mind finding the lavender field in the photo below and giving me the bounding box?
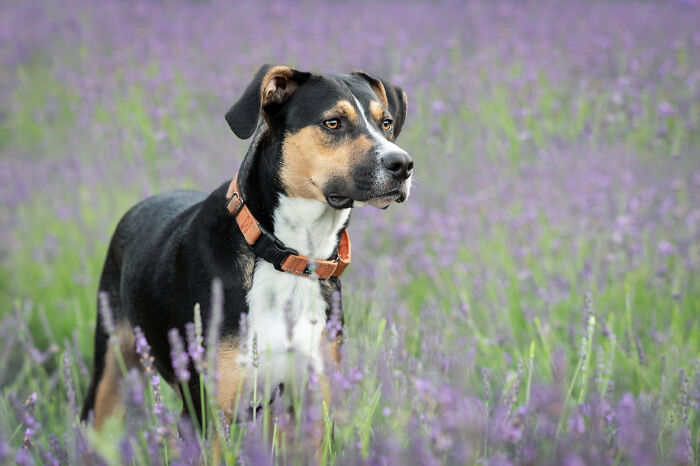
[2,1,700,464]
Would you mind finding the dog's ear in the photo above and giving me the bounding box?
[352,71,408,139]
[226,65,311,139]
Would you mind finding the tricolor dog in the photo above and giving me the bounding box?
[80,65,413,429]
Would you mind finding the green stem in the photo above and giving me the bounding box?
[556,357,583,438]
[199,374,207,446]
[181,381,202,434]
[112,342,129,377]
[525,341,535,406]
[252,366,258,424]
[270,424,277,463]
[8,423,22,443]
[578,315,596,404]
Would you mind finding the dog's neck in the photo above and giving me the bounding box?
[272,196,350,260]
[238,126,351,261]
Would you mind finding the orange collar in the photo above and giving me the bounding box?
[225,174,351,279]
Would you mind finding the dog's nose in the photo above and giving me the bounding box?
[381,151,413,180]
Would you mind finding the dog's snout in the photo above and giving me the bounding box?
[381,151,413,180]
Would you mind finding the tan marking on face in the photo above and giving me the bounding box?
[323,100,358,124]
[281,126,373,199]
[369,100,384,121]
[217,339,244,424]
[93,324,138,429]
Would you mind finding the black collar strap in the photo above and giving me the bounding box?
[225,174,351,279]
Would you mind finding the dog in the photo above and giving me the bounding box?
[80,65,412,431]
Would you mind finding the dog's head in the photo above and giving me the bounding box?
[226,65,412,209]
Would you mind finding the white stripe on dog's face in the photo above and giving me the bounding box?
[352,96,406,157]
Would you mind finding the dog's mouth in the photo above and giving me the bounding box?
[366,190,403,209]
[326,194,354,209]
[326,189,407,210]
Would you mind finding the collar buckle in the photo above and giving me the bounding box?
[226,192,244,217]
[249,222,299,272]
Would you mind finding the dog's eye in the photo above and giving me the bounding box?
[324,119,340,130]
[382,119,392,131]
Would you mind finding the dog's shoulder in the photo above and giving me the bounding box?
[116,183,231,242]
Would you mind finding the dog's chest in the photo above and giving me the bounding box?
[240,196,349,391]
[244,262,327,379]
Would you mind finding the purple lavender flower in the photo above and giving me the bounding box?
[122,369,146,409]
[185,321,204,375]
[238,311,249,359]
[204,278,224,396]
[21,393,39,450]
[15,448,33,466]
[240,420,273,466]
[62,351,78,420]
[0,442,9,464]
[168,328,190,383]
[133,326,154,374]
[144,431,163,466]
[150,374,174,448]
[98,291,117,344]
[48,434,67,466]
[284,299,295,345]
[326,291,343,341]
[193,303,205,368]
[218,409,231,444]
[615,393,658,466]
[119,437,134,465]
[174,418,201,465]
[251,332,259,369]
[481,367,492,405]
[151,375,165,418]
[672,427,694,465]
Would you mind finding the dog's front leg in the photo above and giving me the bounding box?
[211,340,245,461]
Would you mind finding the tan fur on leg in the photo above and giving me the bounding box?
[216,339,244,424]
[93,324,138,429]
[211,339,245,462]
[94,346,122,429]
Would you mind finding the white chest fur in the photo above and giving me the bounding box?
[241,196,350,394]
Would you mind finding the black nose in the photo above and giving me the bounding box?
[381,151,414,180]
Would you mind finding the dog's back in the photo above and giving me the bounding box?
[102,188,208,318]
